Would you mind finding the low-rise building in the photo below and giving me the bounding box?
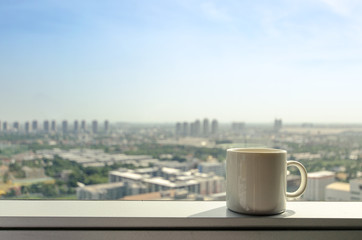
[108,167,225,198]
[77,182,125,200]
[109,170,145,184]
[198,161,225,177]
[325,182,350,201]
[350,179,362,201]
[303,171,335,201]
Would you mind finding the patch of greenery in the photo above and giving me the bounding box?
[125,143,226,161]
[0,145,28,157]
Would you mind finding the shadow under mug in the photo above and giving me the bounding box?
[226,148,307,215]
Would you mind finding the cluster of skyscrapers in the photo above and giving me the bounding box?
[0,120,109,134]
[175,118,218,137]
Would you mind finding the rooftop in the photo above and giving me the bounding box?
[80,182,124,192]
[308,171,335,179]
[326,182,350,192]
[110,171,144,180]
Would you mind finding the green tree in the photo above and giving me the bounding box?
[9,162,22,172]
[3,172,9,183]
[41,183,58,197]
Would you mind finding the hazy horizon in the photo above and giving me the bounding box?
[1,0,362,123]
[3,119,362,127]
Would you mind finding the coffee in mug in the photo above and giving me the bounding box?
[226,148,307,215]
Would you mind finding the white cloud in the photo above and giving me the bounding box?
[200,2,232,22]
[319,0,360,16]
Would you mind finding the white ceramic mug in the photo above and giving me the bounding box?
[226,148,307,215]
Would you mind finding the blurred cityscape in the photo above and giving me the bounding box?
[0,118,361,201]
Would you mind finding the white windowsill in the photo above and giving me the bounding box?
[0,201,361,230]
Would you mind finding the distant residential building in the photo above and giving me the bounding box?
[32,120,38,132]
[350,178,362,201]
[143,177,200,194]
[175,122,181,136]
[303,171,335,201]
[196,174,225,196]
[43,120,49,133]
[81,120,86,131]
[134,167,159,177]
[92,120,98,134]
[3,121,8,132]
[13,122,19,131]
[156,161,192,172]
[109,167,225,197]
[62,120,68,134]
[126,182,147,196]
[77,182,126,200]
[74,120,79,133]
[274,118,282,132]
[194,119,201,136]
[182,122,188,136]
[109,170,144,185]
[51,120,56,132]
[203,118,209,136]
[211,119,218,135]
[160,167,181,179]
[190,122,195,136]
[325,182,350,201]
[25,122,30,133]
[104,120,109,132]
[198,161,225,177]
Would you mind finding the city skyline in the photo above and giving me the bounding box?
[1,1,362,123]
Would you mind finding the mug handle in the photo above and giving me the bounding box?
[286,161,308,198]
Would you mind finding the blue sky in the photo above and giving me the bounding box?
[1,0,362,123]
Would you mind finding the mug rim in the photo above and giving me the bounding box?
[227,148,286,154]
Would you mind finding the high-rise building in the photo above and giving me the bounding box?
[81,120,86,131]
[74,120,79,133]
[25,122,30,134]
[3,121,8,132]
[175,122,181,136]
[193,119,201,137]
[0,121,1,131]
[62,120,68,134]
[203,118,209,136]
[211,119,218,135]
[104,120,109,133]
[43,120,49,133]
[182,122,188,136]
[51,120,56,132]
[303,171,335,201]
[92,120,98,134]
[190,122,195,136]
[13,122,19,131]
[274,118,282,132]
[32,120,38,132]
